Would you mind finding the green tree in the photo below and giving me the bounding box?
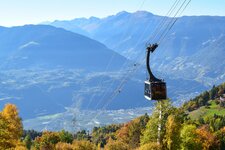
[141,114,159,145]
[59,130,73,143]
[210,85,218,100]
[180,124,201,150]
[215,127,225,150]
[141,100,174,145]
[91,124,121,147]
[33,131,60,150]
[24,135,32,150]
[75,130,89,141]
[23,130,42,140]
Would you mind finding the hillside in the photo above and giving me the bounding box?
[189,100,225,120]
[182,82,225,111]
[183,82,225,120]
[0,25,131,119]
[1,82,225,149]
[0,25,126,70]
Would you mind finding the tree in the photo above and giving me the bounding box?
[59,130,73,144]
[0,113,11,149]
[200,91,210,106]
[141,115,159,145]
[104,139,129,150]
[55,142,73,150]
[210,85,218,100]
[209,115,225,132]
[33,131,60,150]
[215,127,225,150]
[23,130,42,140]
[218,86,224,96]
[0,104,23,149]
[15,143,27,150]
[141,100,174,145]
[91,124,121,147]
[72,140,96,150]
[75,130,89,141]
[196,125,220,150]
[1,104,23,139]
[163,115,181,150]
[24,135,32,150]
[180,124,202,150]
[116,123,129,144]
[116,115,149,149]
[139,142,161,150]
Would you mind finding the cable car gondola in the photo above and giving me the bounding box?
[144,43,167,100]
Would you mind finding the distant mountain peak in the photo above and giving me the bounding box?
[115,11,131,17]
[133,10,154,17]
[88,16,100,21]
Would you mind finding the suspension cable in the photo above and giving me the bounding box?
[148,0,181,43]
[158,0,191,43]
[90,0,192,124]
[84,0,148,110]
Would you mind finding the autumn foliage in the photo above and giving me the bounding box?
[0,82,224,150]
[0,104,23,149]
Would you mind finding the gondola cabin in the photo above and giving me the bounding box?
[144,80,167,100]
[144,43,167,100]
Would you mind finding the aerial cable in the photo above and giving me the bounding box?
[92,58,145,120]
[93,63,136,110]
[92,52,147,118]
[148,0,181,43]
[158,0,191,43]
[92,37,153,119]
[85,0,146,110]
[85,52,116,110]
[158,0,190,43]
[93,47,149,119]
[96,0,192,110]
[85,0,148,111]
[91,0,192,123]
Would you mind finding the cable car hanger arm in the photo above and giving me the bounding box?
[146,43,162,82]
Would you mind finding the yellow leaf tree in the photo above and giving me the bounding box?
[0,103,23,149]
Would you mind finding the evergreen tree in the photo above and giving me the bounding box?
[24,135,32,150]
[210,85,218,100]
[59,130,73,144]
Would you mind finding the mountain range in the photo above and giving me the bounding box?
[0,11,224,127]
[46,11,225,87]
[0,25,132,119]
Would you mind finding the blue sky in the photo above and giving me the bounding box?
[0,0,225,27]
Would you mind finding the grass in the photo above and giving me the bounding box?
[189,100,225,120]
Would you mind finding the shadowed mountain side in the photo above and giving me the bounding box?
[0,25,126,71]
[0,25,129,119]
